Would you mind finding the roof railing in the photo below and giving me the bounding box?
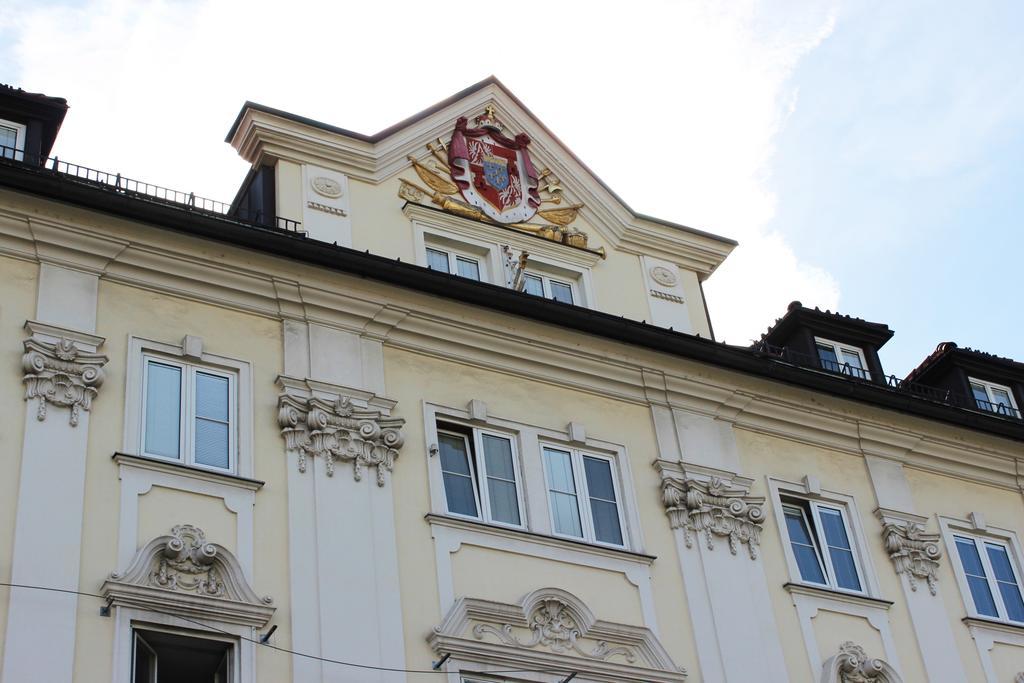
[752,341,1023,421]
[0,145,302,233]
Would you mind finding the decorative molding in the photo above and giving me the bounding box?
[650,289,685,304]
[310,175,343,198]
[22,333,107,426]
[648,265,678,287]
[277,391,405,485]
[102,524,275,628]
[307,200,347,216]
[429,588,686,683]
[656,461,765,559]
[876,509,942,595]
[820,641,902,683]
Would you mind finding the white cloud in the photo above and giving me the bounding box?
[7,0,840,343]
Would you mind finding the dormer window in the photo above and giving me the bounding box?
[523,272,574,304]
[0,118,26,161]
[969,378,1019,418]
[426,246,482,281]
[815,337,871,380]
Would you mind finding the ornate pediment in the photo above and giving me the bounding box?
[22,334,107,427]
[429,588,686,683]
[822,642,903,683]
[102,525,274,628]
[278,391,405,486]
[398,106,604,258]
[657,461,765,560]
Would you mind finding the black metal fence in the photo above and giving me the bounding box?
[751,342,1022,421]
[0,145,302,232]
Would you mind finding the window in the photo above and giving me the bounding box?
[815,337,870,380]
[969,378,1020,418]
[523,272,575,304]
[437,424,524,527]
[141,355,236,472]
[953,535,1024,623]
[782,498,864,593]
[542,446,624,547]
[0,119,25,161]
[426,246,481,281]
[133,627,234,682]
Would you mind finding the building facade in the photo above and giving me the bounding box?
[0,78,1023,682]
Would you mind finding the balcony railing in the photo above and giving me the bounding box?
[752,342,1023,421]
[0,145,302,232]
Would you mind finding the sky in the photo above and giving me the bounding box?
[2,0,1021,377]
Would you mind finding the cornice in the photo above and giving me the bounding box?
[1,192,1022,491]
[112,453,265,491]
[783,582,894,610]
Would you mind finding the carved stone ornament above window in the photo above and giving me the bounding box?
[429,587,687,683]
[821,641,903,683]
[657,461,766,560]
[22,335,107,427]
[102,524,275,628]
[876,510,942,595]
[278,393,405,485]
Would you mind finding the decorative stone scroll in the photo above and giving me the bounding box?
[877,510,942,595]
[22,335,107,426]
[102,524,274,627]
[278,393,405,485]
[658,462,765,560]
[821,642,903,683]
[430,587,687,683]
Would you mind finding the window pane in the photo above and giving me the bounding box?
[584,457,621,545]
[144,361,181,459]
[986,544,1024,622]
[956,537,999,617]
[482,435,519,525]
[784,508,826,584]
[816,343,839,372]
[523,274,543,296]
[819,507,861,591]
[990,388,1014,415]
[456,256,480,280]
[544,448,582,537]
[426,248,450,273]
[0,125,16,159]
[549,281,574,304]
[971,383,989,406]
[196,372,229,421]
[195,418,230,469]
[439,433,478,517]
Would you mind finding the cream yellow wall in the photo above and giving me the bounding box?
[735,428,931,682]
[70,279,291,683]
[384,345,702,678]
[905,466,1024,680]
[0,255,37,674]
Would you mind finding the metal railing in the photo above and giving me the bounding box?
[752,342,1023,421]
[0,145,302,232]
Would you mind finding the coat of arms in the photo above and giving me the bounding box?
[448,107,540,223]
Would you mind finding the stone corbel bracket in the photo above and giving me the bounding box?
[277,376,405,486]
[655,460,766,560]
[21,321,107,427]
[875,508,942,596]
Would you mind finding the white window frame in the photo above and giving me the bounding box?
[415,225,496,284]
[423,402,642,552]
[436,424,527,530]
[541,444,628,549]
[140,355,237,473]
[124,336,254,478]
[968,377,1020,417]
[814,336,871,380]
[0,118,26,161]
[769,477,881,598]
[780,497,867,595]
[941,515,1024,626]
[426,245,484,281]
[522,271,578,305]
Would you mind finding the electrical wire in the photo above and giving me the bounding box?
[0,581,581,679]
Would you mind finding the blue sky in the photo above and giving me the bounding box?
[1,0,1020,377]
